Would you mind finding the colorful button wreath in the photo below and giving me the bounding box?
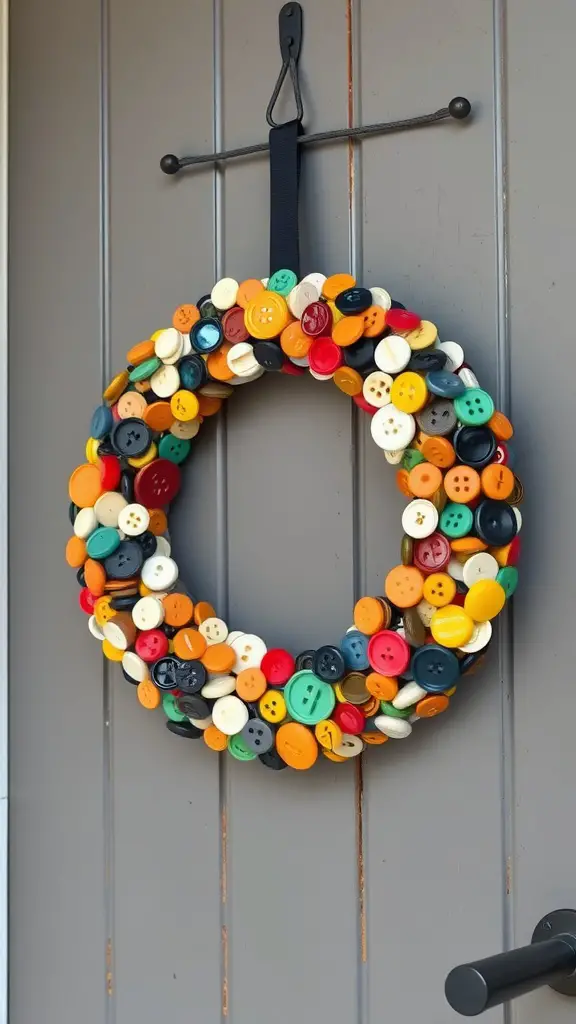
[66,271,522,770]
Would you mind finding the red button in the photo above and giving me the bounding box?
[134,458,181,506]
[504,535,521,566]
[308,337,343,376]
[367,630,410,676]
[333,703,365,735]
[79,587,96,615]
[493,443,511,466]
[222,306,249,344]
[99,454,121,490]
[261,648,295,686]
[281,360,305,376]
[301,301,332,337]
[413,532,451,574]
[385,309,421,332]
[135,629,169,663]
[353,393,377,416]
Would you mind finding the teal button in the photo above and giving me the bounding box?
[402,448,426,471]
[454,387,495,426]
[162,692,188,722]
[158,434,192,464]
[86,526,121,559]
[284,670,336,725]
[128,356,161,383]
[380,700,412,719]
[268,269,298,296]
[440,502,474,539]
[227,734,257,761]
[496,566,518,598]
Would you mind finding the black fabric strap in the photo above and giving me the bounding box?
[269,119,302,279]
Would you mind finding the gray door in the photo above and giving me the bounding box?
[8,1,573,1022]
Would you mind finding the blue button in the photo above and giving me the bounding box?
[474,499,517,546]
[179,354,207,391]
[90,404,114,439]
[453,425,496,468]
[335,286,372,314]
[190,317,223,353]
[103,539,144,579]
[340,630,370,671]
[426,370,466,398]
[313,645,346,683]
[411,644,460,693]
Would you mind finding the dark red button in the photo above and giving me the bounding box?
[353,393,377,416]
[308,337,343,376]
[504,535,521,566]
[261,648,295,686]
[79,587,96,614]
[385,309,421,332]
[301,301,332,337]
[493,443,511,466]
[99,454,121,490]
[134,458,181,506]
[333,703,365,736]
[281,360,305,376]
[413,532,451,574]
[222,306,249,344]
[367,630,410,676]
[135,629,170,663]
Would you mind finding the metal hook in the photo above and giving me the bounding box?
[266,3,304,127]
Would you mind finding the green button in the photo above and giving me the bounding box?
[162,692,188,722]
[128,356,162,383]
[454,387,495,426]
[158,434,192,464]
[86,526,121,559]
[380,700,412,719]
[440,502,473,539]
[402,448,425,471]
[496,566,518,598]
[227,734,257,761]
[268,269,298,296]
[284,670,336,725]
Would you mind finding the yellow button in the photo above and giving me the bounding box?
[314,719,343,751]
[127,442,158,468]
[103,370,129,404]
[244,291,290,339]
[327,300,344,325]
[94,595,116,627]
[334,683,347,703]
[390,372,428,413]
[85,437,100,464]
[404,319,438,350]
[464,579,506,622]
[151,328,169,342]
[102,638,124,662]
[422,572,456,608]
[259,689,287,724]
[170,389,200,422]
[430,605,475,647]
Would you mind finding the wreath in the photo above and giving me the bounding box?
[66,270,521,771]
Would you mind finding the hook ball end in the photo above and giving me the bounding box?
[160,154,181,175]
[448,97,472,120]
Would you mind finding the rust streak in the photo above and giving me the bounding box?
[355,757,367,963]
[221,803,228,905]
[106,939,113,996]
[346,0,355,210]
[221,925,229,1016]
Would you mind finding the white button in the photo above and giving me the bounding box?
[102,618,133,651]
[170,419,200,439]
[202,675,237,699]
[447,556,465,582]
[227,342,260,377]
[141,555,179,591]
[301,272,327,293]
[94,491,127,527]
[260,277,269,287]
[287,355,309,367]
[88,615,105,641]
[392,681,427,709]
[462,552,499,588]
[513,506,522,532]
[118,503,150,537]
[369,286,392,311]
[374,715,412,739]
[309,367,333,381]
[212,694,249,736]
[287,281,319,319]
[362,370,393,408]
[226,630,245,646]
[150,364,180,397]
[74,506,98,538]
[416,598,436,628]
[154,535,171,557]
[122,651,150,682]
[458,366,479,389]
[332,734,364,758]
[384,448,405,465]
[459,619,492,654]
[436,340,464,372]
[180,332,192,358]
[401,499,438,539]
[154,327,183,362]
[199,616,229,645]
[189,715,213,730]
[228,367,265,384]
[131,595,165,630]
[162,335,185,365]
[211,277,239,311]
[371,405,416,451]
[374,335,411,374]
[230,633,267,673]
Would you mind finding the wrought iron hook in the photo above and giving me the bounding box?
[265,3,304,127]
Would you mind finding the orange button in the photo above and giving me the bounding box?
[194,601,216,625]
[408,462,443,498]
[148,509,168,536]
[280,321,311,359]
[162,593,194,628]
[197,394,222,417]
[416,694,450,717]
[172,304,199,333]
[134,380,151,394]
[444,465,481,503]
[353,596,385,635]
[144,401,175,431]
[385,565,424,608]
[412,430,431,454]
[173,627,207,661]
[481,463,514,500]
[137,679,161,709]
[396,468,413,498]
[421,436,456,469]
[276,722,318,770]
[127,339,155,365]
[84,558,106,597]
[236,667,267,702]
[237,279,265,309]
[203,725,228,751]
[332,315,364,347]
[201,643,236,674]
[65,536,87,568]
[488,410,514,441]
[333,366,363,396]
[322,273,356,300]
[206,343,235,382]
[323,749,348,762]
[362,305,387,338]
[451,537,488,554]
[103,370,129,404]
[366,672,399,701]
[362,695,381,717]
[69,463,103,508]
[361,732,388,745]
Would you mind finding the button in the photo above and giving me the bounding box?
[127,442,158,469]
[65,536,87,568]
[194,601,216,625]
[416,398,457,436]
[411,643,460,691]
[458,366,480,389]
[374,716,412,739]
[353,596,388,635]
[440,501,473,538]
[343,338,377,374]
[122,650,149,683]
[253,340,284,370]
[361,305,387,338]
[73,506,98,539]
[154,327,184,362]
[172,303,199,333]
[276,722,318,770]
[141,554,178,591]
[452,425,496,469]
[135,628,169,662]
[340,672,370,704]
[99,455,122,493]
[167,720,203,739]
[150,364,180,398]
[408,349,447,374]
[287,281,319,319]
[134,459,181,506]
[417,693,451,717]
[111,418,152,459]
[401,499,438,539]
[90,404,114,439]
[137,679,162,709]
[199,617,229,646]
[173,627,206,661]
[162,593,193,628]
[488,410,514,441]
[368,630,410,675]
[314,719,343,751]
[447,555,465,582]
[131,595,165,630]
[284,671,336,725]
[436,341,464,372]
[203,725,228,751]
[374,335,411,374]
[464,579,506,621]
[385,565,424,608]
[129,356,162,384]
[402,449,425,472]
[281,322,312,359]
[333,366,363,395]
[474,499,517,546]
[230,633,267,673]
[403,320,437,351]
[295,650,315,671]
[245,291,290,339]
[235,667,267,701]
[267,268,297,297]
[312,645,346,683]
[117,503,149,537]
[413,531,451,573]
[462,552,499,588]
[331,734,364,757]
[177,354,206,392]
[365,672,398,701]
[301,301,332,337]
[259,689,287,724]
[390,371,428,413]
[340,630,370,670]
[392,681,427,709]
[104,540,144,579]
[385,308,420,333]
[202,643,236,674]
[170,390,199,423]
[454,387,495,425]
[210,277,239,310]
[322,273,356,300]
[333,703,365,735]
[408,462,442,499]
[459,619,492,653]
[369,286,392,310]
[430,605,475,647]
[332,315,365,348]
[362,371,393,408]
[69,463,104,508]
[496,565,518,598]
[226,342,260,377]
[190,318,224,355]
[426,370,465,398]
[157,434,191,465]
[334,286,371,314]
[308,338,343,375]
[422,572,456,607]
[481,463,514,500]
[104,370,130,403]
[371,405,416,451]
[240,717,275,755]
[212,694,249,735]
[162,692,189,723]
[401,534,414,565]
[444,465,481,503]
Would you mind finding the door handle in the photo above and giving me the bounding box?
[445,909,576,1015]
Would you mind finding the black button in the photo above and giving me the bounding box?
[176,694,210,720]
[120,468,135,503]
[136,530,157,559]
[166,719,203,739]
[151,656,182,691]
[111,418,152,458]
[474,499,518,546]
[295,649,316,672]
[174,660,207,695]
[390,299,406,309]
[240,717,275,754]
[460,648,488,676]
[111,594,139,612]
[69,501,80,526]
[97,440,115,456]
[122,666,139,685]
[254,340,284,370]
[197,294,220,319]
[453,425,496,469]
[335,287,372,314]
[313,645,346,683]
[180,354,207,391]
[104,540,144,580]
[76,566,86,587]
[408,349,447,373]
[343,337,377,373]
[259,748,287,770]
[163,624,178,640]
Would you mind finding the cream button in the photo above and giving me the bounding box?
[211,277,239,311]
[362,370,393,408]
[117,503,150,537]
[199,616,229,645]
[374,715,412,739]
[140,555,179,591]
[371,405,416,451]
[150,363,180,397]
[94,491,128,527]
[74,506,98,539]
[462,552,499,589]
[401,499,439,539]
[332,734,364,758]
[131,595,165,630]
[288,281,319,319]
[212,694,249,735]
[227,342,260,377]
[122,650,150,682]
[230,633,267,673]
[369,286,392,310]
[154,327,183,362]
[459,619,492,653]
[201,675,237,698]
[374,334,411,374]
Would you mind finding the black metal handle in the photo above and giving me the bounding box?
[445,910,576,1016]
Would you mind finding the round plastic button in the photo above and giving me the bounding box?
[134,459,181,506]
[158,434,191,464]
[444,465,481,504]
[430,605,475,647]
[104,540,144,579]
[268,268,298,296]
[276,722,318,770]
[426,370,465,398]
[261,648,295,686]
[411,644,460,693]
[390,372,428,413]
[496,565,519,598]
[440,502,474,538]
[240,717,275,755]
[413,532,451,573]
[462,552,499,588]
[259,689,287,724]
[459,619,492,654]
[86,526,120,560]
[464,579,506,621]
[211,277,239,311]
[284,671,336,725]
[453,425,496,469]
[308,337,343,375]
[91,404,114,439]
[368,630,410,676]
[416,399,457,437]
[227,734,257,761]
[245,291,290,339]
[474,499,517,546]
[422,572,456,607]
[135,629,169,662]
[111,418,152,458]
[385,565,424,608]
[401,499,438,539]
[363,371,393,408]
[374,335,411,374]
[340,631,370,671]
[212,695,249,736]
[312,645,346,683]
[315,719,343,751]
[333,703,365,735]
[141,555,178,591]
[454,388,495,426]
[371,405,416,451]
